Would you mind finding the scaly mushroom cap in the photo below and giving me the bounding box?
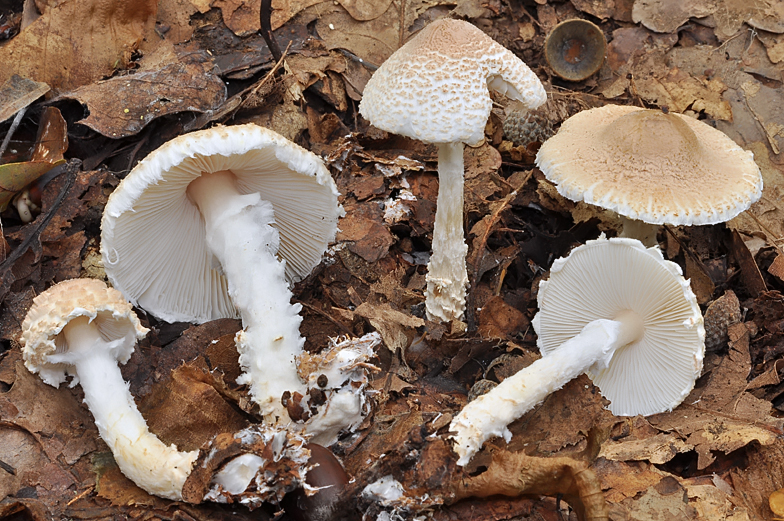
[533,236,705,416]
[536,105,763,225]
[101,124,343,324]
[21,278,148,387]
[359,18,546,146]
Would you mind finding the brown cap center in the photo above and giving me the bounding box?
[601,109,702,161]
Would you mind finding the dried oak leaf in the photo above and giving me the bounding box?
[0,75,49,124]
[138,362,249,453]
[632,0,714,34]
[729,438,784,519]
[59,56,226,138]
[599,433,691,465]
[354,301,424,353]
[648,322,783,469]
[0,0,157,93]
[0,356,97,510]
[213,0,322,36]
[337,202,394,263]
[477,296,529,339]
[594,459,669,504]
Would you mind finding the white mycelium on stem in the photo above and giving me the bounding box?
[450,236,705,466]
[426,142,469,322]
[187,170,304,422]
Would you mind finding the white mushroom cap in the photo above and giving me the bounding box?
[536,105,763,226]
[21,278,148,387]
[101,124,343,324]
[533,235,705,416]
[359,18,546,146]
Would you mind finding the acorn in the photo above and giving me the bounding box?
[282,444,350,521]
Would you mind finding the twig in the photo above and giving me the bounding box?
[66,486,94,505]
[0,458,15,475]
[259,0,281,63]
[0,106,27,159]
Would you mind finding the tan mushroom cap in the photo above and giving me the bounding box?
[536,105,763,225]
[359,18,546,146]
[21,278,149,387]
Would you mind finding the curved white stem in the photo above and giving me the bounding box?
[450,314,643,466]
[60,317,197,500]
[426,142,469,322]
[188,171,306,423]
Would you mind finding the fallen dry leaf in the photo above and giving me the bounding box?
[649,322,783,469]
[0,75,49,123]
[354,301,424,352]
[59,54,226,138]
[0,0,157,92]
[599,433,691,465]
[632,0,714,34]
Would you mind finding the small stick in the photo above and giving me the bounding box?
[259,0,282,63]
[0,106,27,159]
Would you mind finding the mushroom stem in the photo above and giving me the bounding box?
[187,171,306,422]
[619,216,659,247]
[58,316,198,500]
[450,313,643,466]
[426,142,469,322]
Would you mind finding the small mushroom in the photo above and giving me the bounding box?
[450,236,705,465]
[536,105,763,246]
[101,124,342,424]
[20,278,198,499]
[21,278,316,504]
[359,18,546,323]
[544,19,607,82]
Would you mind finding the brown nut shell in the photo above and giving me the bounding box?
[545,19,607,82]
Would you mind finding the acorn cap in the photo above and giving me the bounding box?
[20,278,148,387]
[536,105,763,226]
[101,124,342,324]
[544,19,607,82]
[534,235,705,416]
[359,18,546,147]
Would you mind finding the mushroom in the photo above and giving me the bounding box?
[20,278,198,499]
[359,18,546,323]
[100,124,343,424]
[450,235,705,465]
[21,278,319,504]
[535,104,763,246]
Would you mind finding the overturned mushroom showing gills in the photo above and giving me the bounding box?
[101,124,342,423]
[536,105,763,246]
[450,236,705,465]
[20,278,198,500]
[359,18,546,323]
